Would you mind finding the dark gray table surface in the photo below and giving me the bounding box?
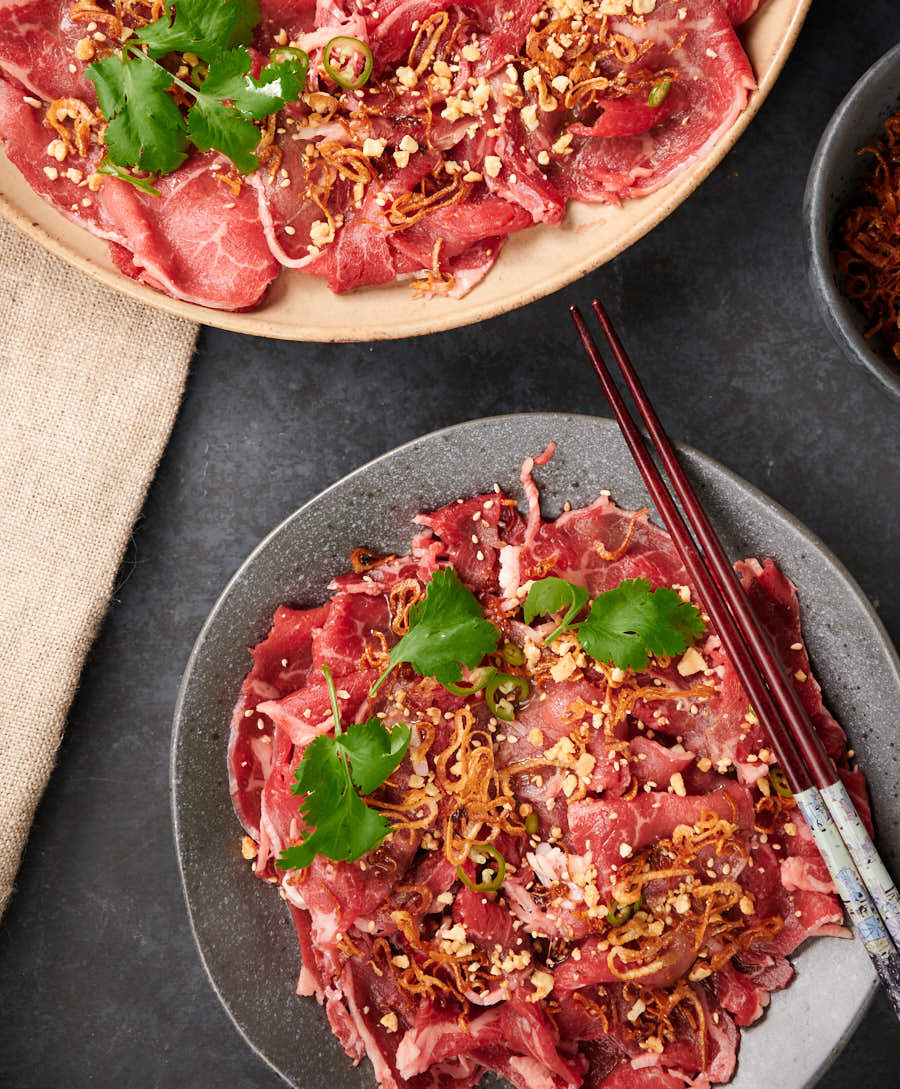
[2,1,899,1086]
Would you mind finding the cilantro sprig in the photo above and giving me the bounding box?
[578,579,706,670]
[523,576,589,645]
[85,0,307,180]
[136,0,261,61]
[524,576,705,672]
[372,567,501,695]
[182,47,306,172]
[277,666,411,871]
[90,48,189,174]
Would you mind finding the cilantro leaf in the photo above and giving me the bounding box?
[276,666,412,870]
[374,567,500,693]
[186,48,306,171]
[277,734,393,870]
[88,35,306,177]
[85,0,308,181]
[523,576,590,644]
[186,98,261,173]
[198,49,307,119]
[87,51,188,173]
[577,578,706,671]
[137,0,261,61]
[339,717,412,794]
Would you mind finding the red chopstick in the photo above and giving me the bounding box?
[590,300,833,789]
[570,300,900,1018]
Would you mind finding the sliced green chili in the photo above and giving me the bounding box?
[190,61,209,87]
[524,812,540,836]
[323,36,373,90]
[457,842,506,892]
[606,893,643,927]
[444,666,496,696]
[485,673,529,722]
[501,641,525,667]
[768,766,793,799]
[648,78,671,108]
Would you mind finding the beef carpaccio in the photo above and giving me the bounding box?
[0,0,763,310]
[228,446,872,1089]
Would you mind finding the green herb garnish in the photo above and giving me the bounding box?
[136,0,261,62]
[89,48,190,174]
[184,47,306,171]
[276,666,411,871]
[523,575,590,645]
[579,578,705,670]
[371,567,500,694]
[86,0,307,178]
[96,159,162,196]
[523,576,705,672]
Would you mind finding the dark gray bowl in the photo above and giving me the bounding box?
[804,42,900,401]
[172,414,900,1089]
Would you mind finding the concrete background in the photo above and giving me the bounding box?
[1,0,898,1085]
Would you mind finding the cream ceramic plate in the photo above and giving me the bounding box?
[0,0,810,341]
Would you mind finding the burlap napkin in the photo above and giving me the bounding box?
[0,221,197,915]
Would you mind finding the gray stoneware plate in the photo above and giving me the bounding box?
[171,413,899,1089]
[804,40,900,401]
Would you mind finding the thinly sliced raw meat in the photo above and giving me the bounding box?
[567,784,754,889]
[0,0,96,102]
[597,1067,684,1089]
[228,447,866,1089]
[257,0,320,50]
[720,0,765,25]
[100,154,280,310]
[551,0,756,204]
[0,76,118,240]
[250,112,339,271]
[388,191,534,279]
[320,155,440,292]
[445,236,508,298]
[415,491,515,592]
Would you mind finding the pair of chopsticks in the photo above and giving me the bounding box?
[571,299,900,1017]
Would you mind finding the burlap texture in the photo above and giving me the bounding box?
[0,221,197,915]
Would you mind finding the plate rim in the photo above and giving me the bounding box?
[171,411,895,1089]
[2,0,811,342]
